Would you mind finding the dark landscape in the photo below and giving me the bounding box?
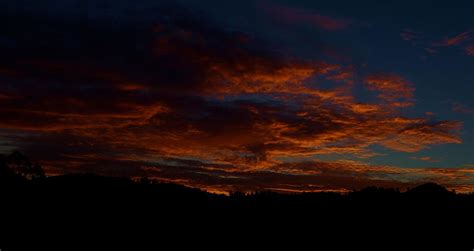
[1,151,474,248]
[1,1,474,249]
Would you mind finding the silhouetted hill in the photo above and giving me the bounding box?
[406,182,451,194]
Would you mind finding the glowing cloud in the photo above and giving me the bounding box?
[365,73,415,107]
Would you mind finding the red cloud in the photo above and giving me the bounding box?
[410,156,439,163]
[401,29,474,58]
[466,45,474,56]
[438,30,473,46]
[260,2,350,31]
[452,102,474,114]
[365,73,415,107]
[434,29,474,57]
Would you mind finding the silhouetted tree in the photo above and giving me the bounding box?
[139,176,152,185]
[5,151,45,180]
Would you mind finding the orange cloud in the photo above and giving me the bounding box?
[1,53,460,169]
[410,156,440,163]
[438,30,473,46]
[326,67,355,84]
[381,121,462,152]
[365,73,415,107]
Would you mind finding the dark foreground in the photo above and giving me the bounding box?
[1,153,474,249]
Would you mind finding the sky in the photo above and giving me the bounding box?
[0,0,473,193]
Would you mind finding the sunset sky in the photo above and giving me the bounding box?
[1,0,473,193]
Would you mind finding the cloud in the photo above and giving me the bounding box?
[424,47,437,54]
[438,30,473,47]
[0,3,468,193]
[141,159,474,193]
[452,102,474,115]
[436,29,474,57]
[326,66,355,84]
[466,45,474,56]
[410,156,440,163]
[400,29,419,42]
[260,1,350,31]
[401,29,474,57]
[364,73,415,107]
[380,121,462,152]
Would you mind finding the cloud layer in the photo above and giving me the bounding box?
[0,2,471,193]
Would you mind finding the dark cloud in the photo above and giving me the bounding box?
[400,29,419,42]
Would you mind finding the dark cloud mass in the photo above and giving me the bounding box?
[0,0,472,193]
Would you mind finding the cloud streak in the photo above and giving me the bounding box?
[466,45,474,57]
[401,28,474,57]
[260,1,350,31]
[438,30,473,47]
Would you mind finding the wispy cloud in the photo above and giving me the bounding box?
[260,1,350,31]
[140,159,474,193]
[452,102,474,114]
[410,156,440,163]
[437,30,473,47]
[401,28,474,57]
[466,44,474,57]
[364,73,415,107]
[400,29,419,42]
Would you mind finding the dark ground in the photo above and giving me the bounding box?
[1,151,473,249]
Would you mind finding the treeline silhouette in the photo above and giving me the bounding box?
[2,151,474,212]
[1,151,474,248]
